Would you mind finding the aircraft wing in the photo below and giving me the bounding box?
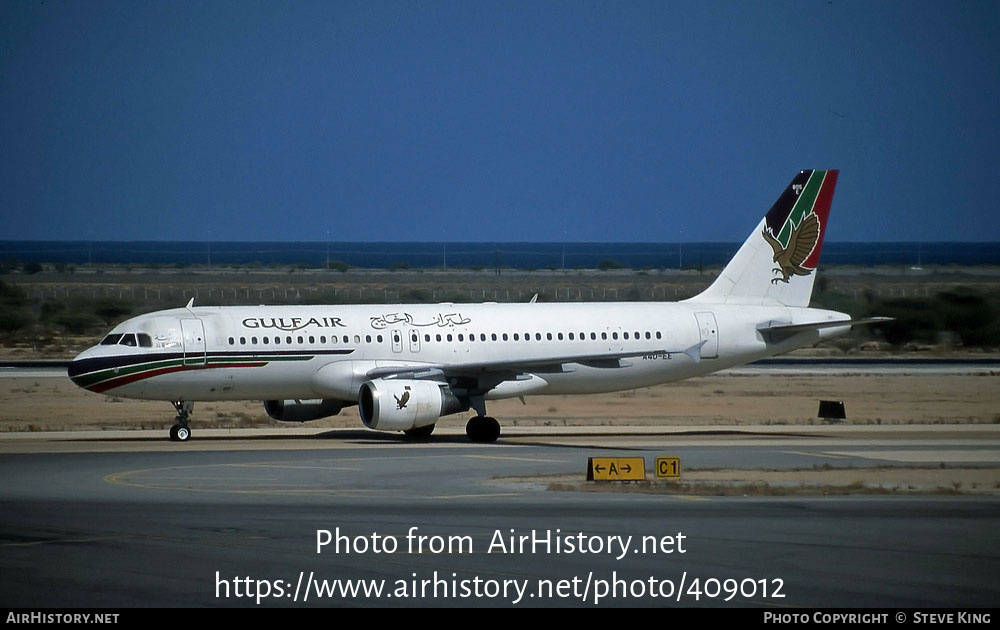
[364,341,707,380]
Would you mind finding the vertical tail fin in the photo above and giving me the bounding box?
[685,169,838,307]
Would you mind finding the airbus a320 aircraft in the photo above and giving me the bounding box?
[69,170,883,443]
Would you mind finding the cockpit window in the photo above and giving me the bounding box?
[100,332,152,348]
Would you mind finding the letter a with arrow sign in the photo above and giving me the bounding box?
[587,457,646,482]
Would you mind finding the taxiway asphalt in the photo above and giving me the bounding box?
[1,427,997,608]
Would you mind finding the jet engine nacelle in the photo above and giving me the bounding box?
[358,379,467,432]
[264,399,346,422]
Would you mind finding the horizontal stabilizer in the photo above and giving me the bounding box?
[757,317,892,342]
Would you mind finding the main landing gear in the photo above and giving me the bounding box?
[466,416,501,443]
[169,400,193,442]
[463,393,501,443]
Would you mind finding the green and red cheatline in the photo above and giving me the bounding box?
[68,350,352,393]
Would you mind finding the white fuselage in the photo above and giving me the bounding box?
[69,301,849,403]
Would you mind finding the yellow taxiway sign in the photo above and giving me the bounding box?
[587,457,646,481]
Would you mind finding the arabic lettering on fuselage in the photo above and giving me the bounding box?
[369,312,472,330]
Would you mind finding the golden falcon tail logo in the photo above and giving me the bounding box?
[762,212,820,284]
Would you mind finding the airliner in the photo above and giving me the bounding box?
[68,170,883,443]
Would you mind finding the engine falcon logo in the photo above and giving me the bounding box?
[395,389,410,410]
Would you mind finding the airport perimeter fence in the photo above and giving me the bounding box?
[22,283,939,306]
[23,285,695,305]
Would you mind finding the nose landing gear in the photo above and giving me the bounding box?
[169,400,193,442]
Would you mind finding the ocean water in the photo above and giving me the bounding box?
[1,241,997,269]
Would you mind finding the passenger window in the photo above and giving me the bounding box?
[309,336,315,344]
[240,337,246,345]
[624,332,630,340]
[297,336,304,344]
[425,334,430,342]
[366,335,372,343]
[602,332,607,340]
[546,333,552,341]
[491,333,497,341]
[447,334,453,342]
[502,333,508,341]
[436,334,442,342]
[458,334,464,342]
[612,332,618,340]
[252,337,258,344]
[568,333,574,340]
[646,332,651,339]
[656,332,662,339]
[535,333,542,341]
[263,337,269,345]
[513,333,519,341]
[228,337,235,345]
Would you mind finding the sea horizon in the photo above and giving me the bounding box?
[2,240,998,269]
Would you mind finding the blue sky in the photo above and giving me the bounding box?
[2,0,998,242]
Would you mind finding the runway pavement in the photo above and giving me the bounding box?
[1,426,998,608]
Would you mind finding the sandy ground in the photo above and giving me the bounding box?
[2,370,998,432]
[518,465,1000,496]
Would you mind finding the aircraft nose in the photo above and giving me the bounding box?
[67,349,100,390]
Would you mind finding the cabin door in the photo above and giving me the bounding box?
[181,318,207,366]
[694,312,719,359]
